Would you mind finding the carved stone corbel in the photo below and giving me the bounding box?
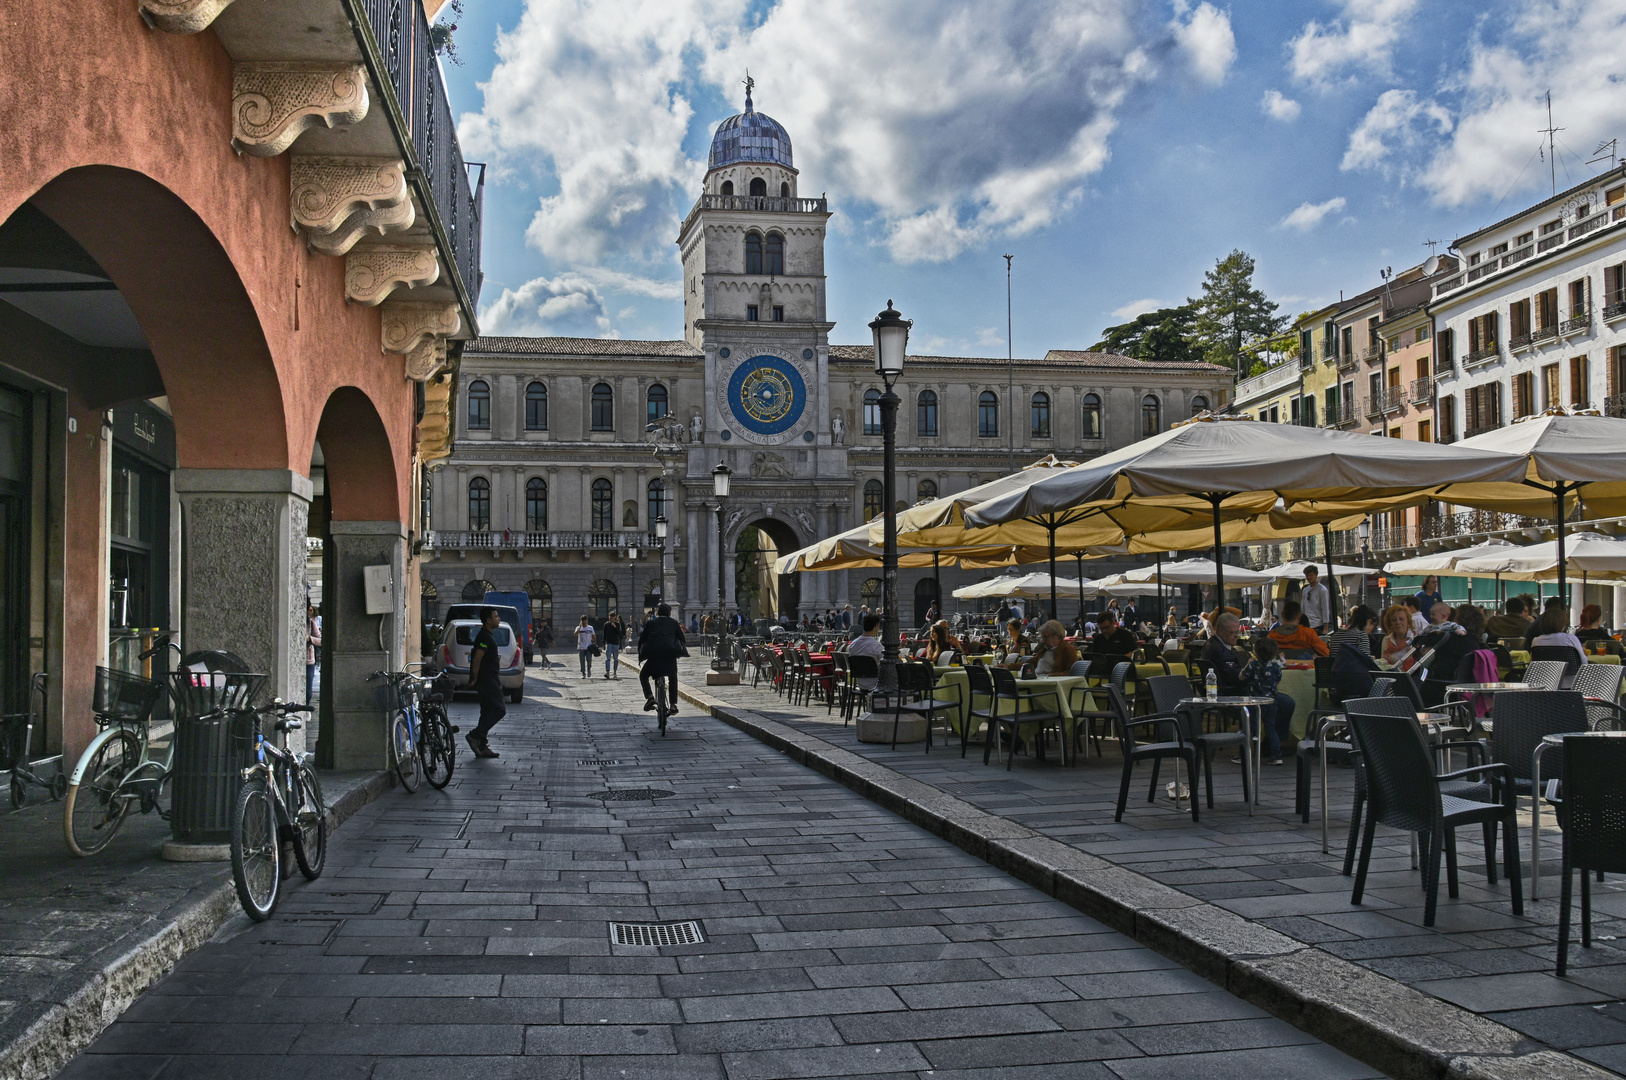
[290,157,414,256]
[139,0,235,33]
[232,63,369,157]
[382,302,460,381]
[346,247,440,306]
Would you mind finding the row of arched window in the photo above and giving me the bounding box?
[464,476,668,533]
[466,380,670,433]
[861,477,941,522]
[719,178,791,199]
[861,389,1208,440]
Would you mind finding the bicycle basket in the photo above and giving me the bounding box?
[169,670,270,718]
[429,673,456,704]
[93,667,165,723]
[373,677,416,712]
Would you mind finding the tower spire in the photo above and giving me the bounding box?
[743,71,754,112]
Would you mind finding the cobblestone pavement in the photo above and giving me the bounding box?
[694,663,1626,1076]
[55,665,1384,1080]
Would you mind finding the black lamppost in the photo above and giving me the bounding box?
[869,299,911,695]
[654,515,669,619]
[710,463,735,680]
[1358,518,1372,608]
[627,539,640,629]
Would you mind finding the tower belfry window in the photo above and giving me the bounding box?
[749,177,766,197]
[765,232,783,275]
[720,180,734,196]
[745,232,762,275]
[780,182,789,197]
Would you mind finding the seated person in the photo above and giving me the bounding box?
[1242,638,1293,765]
[1002,618,1027,659]
[847,613,885,658]
[1427,602,1464,637]
[1525,596,1568,649]
[1379,603,1414,666]
[1089,610,1138,658]
[1266,601,1329,658]
[1200,613,1247,694]
[1326,605,1376,655]
[1530,604,1589,663]
[1485,596,1533,643]
[1404,595,1428,635]
[1030,620,1081,675]
[1574,603,1614,648]
[1419,603,1490,706]
[925,619,963,664]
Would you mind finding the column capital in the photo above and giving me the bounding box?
[232,63,368,157]
[290,156,414,256]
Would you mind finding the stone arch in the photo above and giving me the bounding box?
[733,517,802,621]
[27,166,291,469]
[316,387,402,523]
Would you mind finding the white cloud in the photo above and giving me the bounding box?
[1280,196,1348,231]
[1341,88,1452,172]
[1260,89,1301,122]
[478,274,619,337]
[1288,0,1419,88]
[463,0,1238,268]
[1110,298,1166,320]
[1173,3,1237,86]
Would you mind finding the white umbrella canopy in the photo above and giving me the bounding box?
[1383,539,1518,575]
[1120,558,1275,587]
[773,517,1022,574]
[953,571,1096,600]
[961,414,1527,601]
[1454,532,1626,581]
[1258,559,1369,580]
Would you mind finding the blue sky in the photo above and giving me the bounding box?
[441,0,1626,355]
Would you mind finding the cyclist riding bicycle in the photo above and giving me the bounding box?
[638,603,686,715]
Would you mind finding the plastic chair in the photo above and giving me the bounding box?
[1522,660,1570,691]
[1313,655,1338,709]
[1068,661,1131,759]
[1346,701,1522,927]
[1109,684,1198,823]
[1149,674,1249,811]
[986,667,1065,770]
[963,665,997,757]
[1529,645,1585,688]
[1491,690,1590,898]
[907,660,965,754]
[1545,733,1626,974]
[842,654,878,723]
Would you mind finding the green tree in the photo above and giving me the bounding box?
[1192,250,1284,373]
[1092,304,1205,365]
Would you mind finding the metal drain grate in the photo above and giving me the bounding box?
[577,759,622,766]
[587,788,675,802]
[610,920,705,947]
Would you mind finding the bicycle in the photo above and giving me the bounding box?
[62,656,172,856]
[228,698,326,920]
[4,673,67,809]
[418,672,458,790]
[368,668,442,793]
[654,676,673,736]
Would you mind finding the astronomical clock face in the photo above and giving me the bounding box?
[723,354,808,442]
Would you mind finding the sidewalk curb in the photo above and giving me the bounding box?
[679,682,1614,1080]
[1,768,395,1080]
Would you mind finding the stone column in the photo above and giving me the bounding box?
[322,520,407,770]
[686,500,703,611]
[174,468,310,711]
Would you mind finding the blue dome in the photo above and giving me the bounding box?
[708,89,793,170]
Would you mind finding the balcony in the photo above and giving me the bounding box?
[1360,343,1385,363]
[1463,346,1500,367]
[1363,387,1405,420]
[430,530,661,553]
[682,193,830,235]
[1409,376,1433,404]
[1464,422,1502,439]
[1607,392,1626,419]
[1432,274,1465,297]
[1420,510,1541,541]
[1532,323,1558,344]
[1436,429,1457,444]
[1604,290,1626,321]
[1569,214,1606,241]
[1371,524,1419,550]
[1336,352,1359,374]
[1560,307,1592,336]
[1321,400,1358,428]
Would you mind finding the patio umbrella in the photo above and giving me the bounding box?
[1383,540,1518,574]
[1257,559,1369,580]
[952,571,1096,601]
[962,414,1526,614]
[1445,413,1626,602]
[1120,558,1275,587]
[1454,532,1626,581]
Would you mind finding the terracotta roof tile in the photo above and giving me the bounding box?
[830,344,1225,373]
[465,336,702,358]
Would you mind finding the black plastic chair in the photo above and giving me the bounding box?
[1068,660,1130,759]
[1313,655,1338,709]
[1148,674,1249,810]
[1109,684,1198,823]
[1490,689,1591,893]
[1529,645,1585,688]
[842,654,878,724]
[962,664,998,758]
[986,666,1065,770]
[1346,701,1523,927]
[908,660,964,754]
[1546,733,1626,975]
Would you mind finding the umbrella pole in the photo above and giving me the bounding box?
[1048,523,1058,624]
[933,551,942,622]
[1321,522,1337,623]
[1209,495,1225,622]
[1555,486,1569,615]
[1076,553,1087,626]
[1156,552,1164,623]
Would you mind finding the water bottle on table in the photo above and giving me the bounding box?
[1205,668,1218,699]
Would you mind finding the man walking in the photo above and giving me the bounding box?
[1300,566,1331,634]
[638,603,686,715]
[575,615,596,679]
[464,607,504,758]
[601,612,625,679]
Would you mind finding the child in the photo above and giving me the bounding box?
[1241,638,1292,765]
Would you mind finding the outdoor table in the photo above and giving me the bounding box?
[1015,675,1092,762]
[1281,662,1318,739]
[929,670,1090,755]
[1533,728,1626,898]
[1444,682,1530,734]
[1178,695,1274,815]
[806,653,834,701]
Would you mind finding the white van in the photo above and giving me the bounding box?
[437,620,525,703]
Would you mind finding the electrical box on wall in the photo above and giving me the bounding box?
[362,564,394,615]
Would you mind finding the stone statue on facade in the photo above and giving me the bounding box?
[750,452,792,479]
[793,507,816,538]
[830,409,845,444]
[689,410,704,443]
[645,414,687,456]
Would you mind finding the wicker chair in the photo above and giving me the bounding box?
[1148,674,1249,811]
[1521,660,1570,691]
[1528,645,1586,688]
[986,666,1065,769]
[1346,700,1523,927]
[1572,663,1624,703]
[1108,684,1198,823]
[1545,733,1626,974]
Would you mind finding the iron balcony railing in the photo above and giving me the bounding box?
[347,0,485,322]
[1320,400,1358,428]
[1363,386,1405,420]
[1409,376,1433,403]
[431,530,662,551]
[1560,307,1592,335]
[1605,290,1626,320]
[1464,422,1503,439]
[1361,343,1385,363]
[1420,510,1541,541]
[1464,345,1500,366]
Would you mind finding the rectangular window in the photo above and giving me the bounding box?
[1512,372,1534,419]
[1611,345,1626,406]
[1301,395,1315,427]
[1609,185,1625,206]
[746,305,759,321]
[1516,231,1534,247]
[1299,329,1313,370]
[1417,418,1432,443]
[917,394,938,437]
[1325,386,1339,423]
[1436,327,1454,370]
[1570,279,1589,319]
[1342,326,1354,359]
[772,306,784,322]
[1606,264,1626,308]
[1488,242,1509,257]
[1536,288,1558,329]
[1417,324,1430,342]
[978,394,999,438]
[1290,398,1300,425]
[1571,355,1590,407]
[1437,396,1455,442]
[1509,298,1530,341]
[1541,363,1560,410]
[1268,405,1279,424]
[1323,320,1337,356]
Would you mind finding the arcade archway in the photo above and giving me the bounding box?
[734,518,801,623]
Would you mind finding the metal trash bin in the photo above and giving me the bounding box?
[168,670,268,843]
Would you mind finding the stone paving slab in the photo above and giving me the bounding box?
[683,662,1626,1079]
[0,762,393,1080]
[54,668,1384,1080]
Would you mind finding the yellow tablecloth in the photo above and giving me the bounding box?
[930,670,1093,745]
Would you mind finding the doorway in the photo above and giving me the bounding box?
[735,519,801,622]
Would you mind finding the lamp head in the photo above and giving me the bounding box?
[712,462,732,498]
[1357,519,1371,542]
[654,515,668,539]
[868,299,911,381]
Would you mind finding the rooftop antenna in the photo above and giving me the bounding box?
[1588,138,1619,170]
[1380,265,1394,311]
[1539,91,1564,196]
[1422,239,1442,255]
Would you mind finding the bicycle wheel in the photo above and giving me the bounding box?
[420,704,455,790]
[292,763,327,880]
[656,682,670,736]
[391,710,420,793]
[230,775,281,920]
[63,729,140,857]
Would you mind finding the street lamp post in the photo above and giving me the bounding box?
[869,300,912,696]
[707,463,738,684]
[655,516,669,619]
[627,541,639,629]
[1358,519,1372,609]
